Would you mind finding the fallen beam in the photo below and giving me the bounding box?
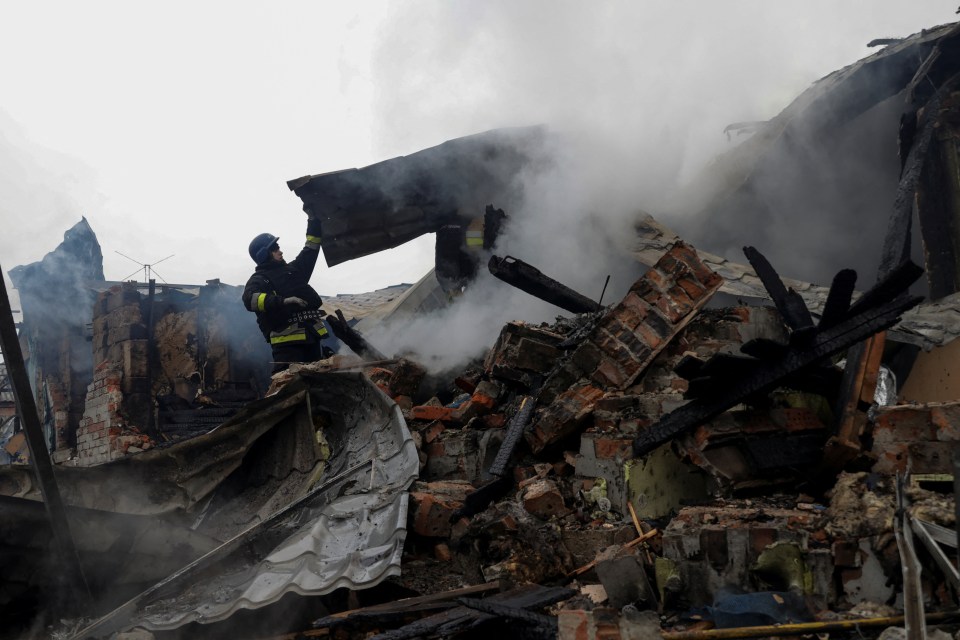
[326,308,388,361]
[313,582,500,630]
[633,254,924,459]
[368,584,574,640]
[660,611,960,640]
[488,255,600,314]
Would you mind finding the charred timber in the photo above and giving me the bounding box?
[632,252,924,459]
[488,396,536,477]
[488,255,600,314]
[326,309,387,361]
[369,584,573,640]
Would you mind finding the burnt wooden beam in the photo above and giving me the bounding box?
[848,261,924,317]
[488,396,535,477]
[882,73,956,280]
[822,332,887,473]
[818,269,857,330]
[326,309,387,361]
[743,246,814,337]
[369,584,574,640]
[916,84,960,299]
[633,258,924,459]
[0,267,92,610]
[488,255,601,314]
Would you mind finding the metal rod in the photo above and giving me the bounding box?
[145,279,157,439]
[0,266,92,608]
[598,274,611,308]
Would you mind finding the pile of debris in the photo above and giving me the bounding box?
[309,240,952,640]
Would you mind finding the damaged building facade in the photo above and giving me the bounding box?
[5,218,272,467]
[7,18,960,640]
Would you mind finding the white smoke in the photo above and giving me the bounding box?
[357,3,958,371]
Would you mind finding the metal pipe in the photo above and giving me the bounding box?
[660,611,958,640]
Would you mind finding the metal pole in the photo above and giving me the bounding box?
[0,266,91,608]
[145,279,157,439]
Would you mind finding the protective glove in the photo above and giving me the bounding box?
[307,217,323,239]
[283,297,309,307]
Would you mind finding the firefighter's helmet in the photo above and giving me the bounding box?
[248,233,279,265]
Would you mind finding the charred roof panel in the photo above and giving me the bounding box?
[287,126,549,267]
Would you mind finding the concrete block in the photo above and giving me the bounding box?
[595,551,654,608]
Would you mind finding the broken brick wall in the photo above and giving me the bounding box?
[74,281,270,465]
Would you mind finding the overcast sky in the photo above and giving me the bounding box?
[1,2,958,298]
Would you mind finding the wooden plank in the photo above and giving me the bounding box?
[313,581,499,627]
[565,529,659,578]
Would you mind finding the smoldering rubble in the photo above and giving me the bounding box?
[6,18,960,640]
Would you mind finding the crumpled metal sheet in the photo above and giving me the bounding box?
[73,370,418,637]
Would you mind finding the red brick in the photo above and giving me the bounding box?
[411,405,457,422]
[527,383,604,453]
[591,359,628,388]
[749,528,778,555]
[409,480,474,537]
[833,540,860,567]
[593,437,633,459]
[634,323,662,350]
[620,291,651,318]
[673,242,724,287]
[676,274,707,300]
[482,413,507,429]
[423,422,445,443]
[643,267,668,291]
[522,478,568,519]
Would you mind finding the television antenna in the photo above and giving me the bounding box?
[115,251,174,284]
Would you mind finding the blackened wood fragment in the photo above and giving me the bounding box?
[326,309,387,361]
[450,475,513,521]
[674,354,707,380]
[818,269,857,330]
[743,246,815,337]
[632,259,924,458]
[370,584,574,640]
[847,261,925,317]
[489,255,600,314]
[740,338,789,360]
[488,396,536,477]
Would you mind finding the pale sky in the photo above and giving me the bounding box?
[1,2,958,297]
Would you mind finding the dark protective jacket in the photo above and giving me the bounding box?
[242,244,327,346]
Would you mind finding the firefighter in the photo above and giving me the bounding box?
[242,218,330,372]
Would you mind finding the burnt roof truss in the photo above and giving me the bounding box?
[632,248,925,458]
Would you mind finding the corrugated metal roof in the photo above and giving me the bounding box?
[73,369,418,637]
[322,283,413,321]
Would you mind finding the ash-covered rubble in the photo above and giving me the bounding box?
[333,235,953,640]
